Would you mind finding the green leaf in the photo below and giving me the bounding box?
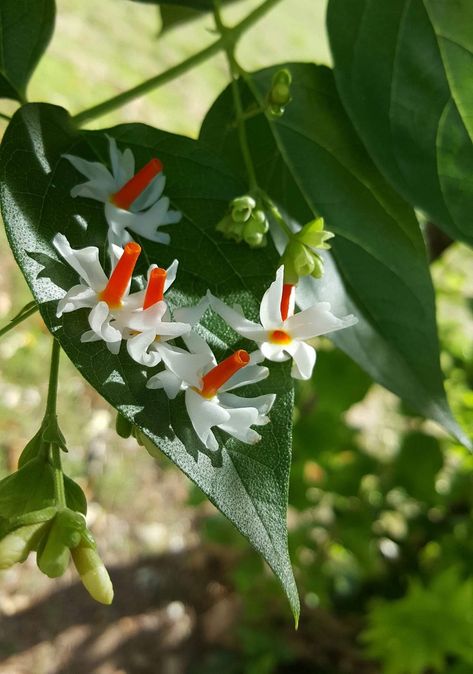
[327,0,473,245]
[159,5,202,32]
[0,103,299,619]
[0,459,56,519]
[200,63,469,447]
[0,0,56,102]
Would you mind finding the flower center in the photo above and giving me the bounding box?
[99,242,141,309]
[143,267,166,309]
[199,349,250,399]
[269,329,292,345]
[111,158,163,210]
[280,283,295,321]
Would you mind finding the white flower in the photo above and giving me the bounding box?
[53,233,143,354]
[209,266,357,380]
[117,261,195,367]
[64,136,181,247]
[147,332,275,451]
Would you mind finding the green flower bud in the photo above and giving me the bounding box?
[0,521,50,569]
[281,241,316,282]
[72,544,114,605]
[243,210,269,248]
[231,195,256,223]
[296,217,334,250]
[310,253,325,279]
[268,69,292,118]
[36,509,86,578]
[116,413,133,439]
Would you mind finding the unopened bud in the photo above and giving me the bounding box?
[231,195,256,223]
[268,69,292,118]
[280,241,319,283]
[116,413,133,439]
[37,509,86,578]
[0,522,49,569]
[296,217,334,250]
[72,544,114,605]
[310,254,325,279]
[243,210,269,248]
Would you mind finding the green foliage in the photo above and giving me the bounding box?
[362,569,473,674]
[0,102,299,618]
[327,0,473,245]
[200,63,468,446]
[0,0,56,102]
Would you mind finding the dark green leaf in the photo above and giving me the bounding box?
[0,459,56,519]
[200,63,469,447]
[0,0,56,102]
[0,103,299,618]
[327,0,473,245]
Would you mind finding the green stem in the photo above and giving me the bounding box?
[0,302,38,340]
[46,339,66,507]
[73,0,283,127]
[213,1,259,192]
[0,112,11,123]
[261,191,295,240]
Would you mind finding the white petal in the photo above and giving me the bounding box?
[64,154,116,202]
[56,285,97,317]
[164,259,178,292]
[259,266,284,330]
[219,392,276,417]
[185,389,230,451]
[259,341,290,362]
[182,332,216,364]
[88,301,123,347]
[208,292,265,341]
[108,136,134,186]
[220,363,269,392]
[105,203,171,245]
[147,369,183,399]
[174,296,209,326]
[286,340,316,380]
[285,303,358,340]
[127,330,163,367]
[160,344,210,389]
[218,407,262,445]
[53,233,108,292]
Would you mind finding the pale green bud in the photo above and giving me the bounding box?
[268,69,292,117]
[310,253,325,279]
[281,241,316,282]
[243,210,269,248]
[296,217,334,250]
[72,544,114,605]
[231,195,256,223]
[0,521,49,569]
[36,509,86,578]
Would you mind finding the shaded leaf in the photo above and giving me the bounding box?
[327,0,473,245]
[200,63,469,446]
[0,0,55,102]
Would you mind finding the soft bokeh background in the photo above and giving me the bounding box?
[0,1,472,673]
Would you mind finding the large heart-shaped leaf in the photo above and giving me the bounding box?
[327,0,473,245]
[0,103,299,618]
[200,63,469,447]
[0,0,56,102]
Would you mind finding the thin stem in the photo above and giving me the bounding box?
[0,112,11,123]
[213,0,259,192]
[262,192,295,240]
[72,0,283,127]
[0,302,39,340]
[46,339,66,507]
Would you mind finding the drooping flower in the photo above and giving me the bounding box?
[147,332,275,451]
[53,233,143,354]
[64,136,181,247]
[209,266,357,380]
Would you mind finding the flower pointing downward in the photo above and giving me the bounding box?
[147,333,275,451]
[64,136,181,247]
[209,266,357,380]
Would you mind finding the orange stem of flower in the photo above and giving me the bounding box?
[100,242,141,308]
[280,283,295,321]
[200,350,250,398]
[111,158,163,210]
[143,267,167,309]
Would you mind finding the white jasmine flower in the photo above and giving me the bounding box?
[147,333,275,451]
[64,136,181,247]
[53,233,143,354]
[209,266,357,380]
[118,261,193,367]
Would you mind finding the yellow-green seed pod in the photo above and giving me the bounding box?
[0,521,49,569]
[72,544,114,605]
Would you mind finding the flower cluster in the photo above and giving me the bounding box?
[54,139,357,452]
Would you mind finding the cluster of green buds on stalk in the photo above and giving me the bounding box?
[267,68,292,118]
[217,194,269,248]
[280,217,334,284]
[0,410,113,604]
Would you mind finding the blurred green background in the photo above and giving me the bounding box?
[0,1,472,673]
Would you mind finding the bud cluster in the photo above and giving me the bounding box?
[217,195,269,248]
[267,68,292,118]
[280,217,334,284]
